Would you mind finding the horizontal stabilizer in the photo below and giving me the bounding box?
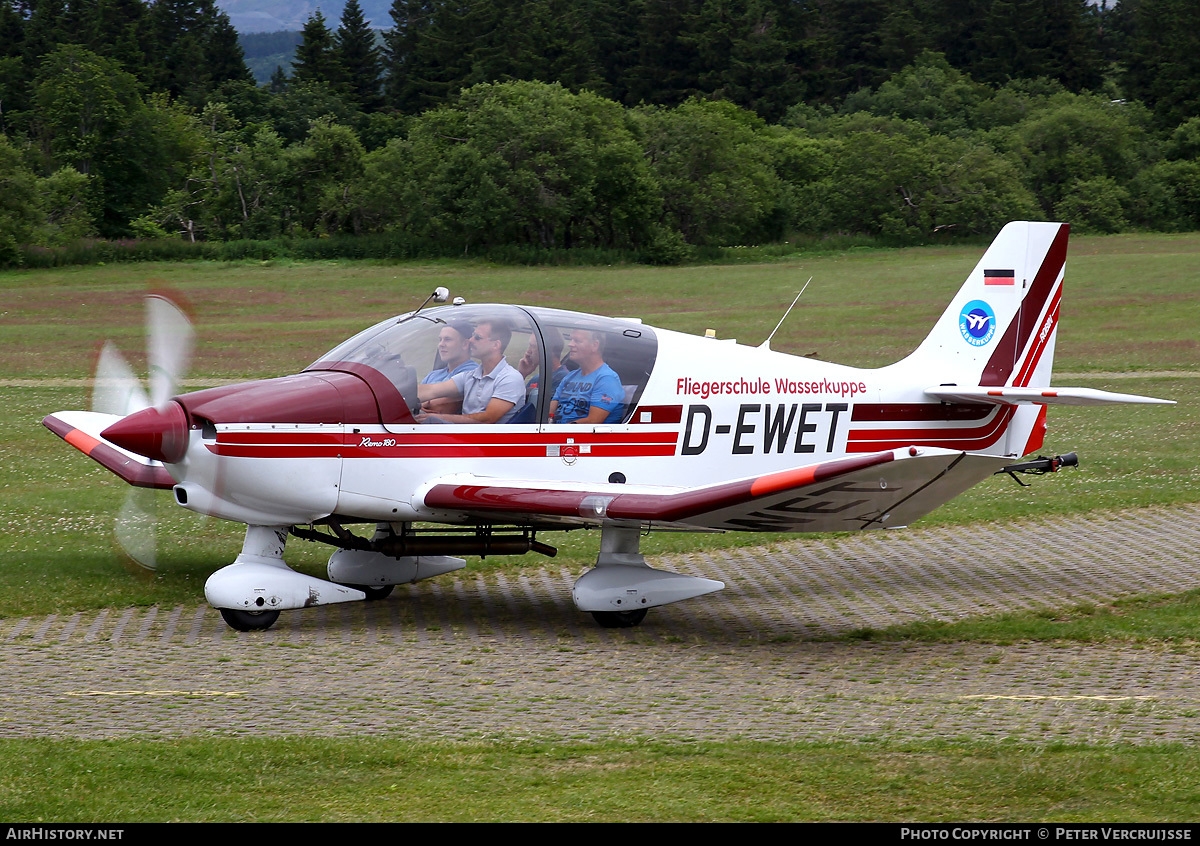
[925,385,1174,407]
[43,411,176,489]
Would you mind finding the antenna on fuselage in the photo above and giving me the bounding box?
[400,286,451,324]
[759,277,812,350]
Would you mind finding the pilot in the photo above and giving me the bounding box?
[420,321,475,414]
[549,328,624,424]
[417,319,525,424]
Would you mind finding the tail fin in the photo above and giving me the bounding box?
[908,220,1068,389]
[899,221,1171,458]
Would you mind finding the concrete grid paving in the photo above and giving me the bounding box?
[2,503,1200,744]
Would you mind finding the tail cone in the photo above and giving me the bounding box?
[102,401,189,463]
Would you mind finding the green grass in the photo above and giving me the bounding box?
[2,738,1200,822]
[844,588,1200,644]
[2,230,1197,380]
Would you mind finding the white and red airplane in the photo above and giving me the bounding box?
[44,221,1171,631]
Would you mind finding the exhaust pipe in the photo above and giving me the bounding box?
[290,523,557,559]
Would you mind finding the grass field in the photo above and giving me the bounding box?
[2,230,1197,379]
[4,738,1200,822]
[1,231,1198,822]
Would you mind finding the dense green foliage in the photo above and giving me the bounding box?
[3,0,1200,265]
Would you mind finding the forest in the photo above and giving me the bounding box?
[2,0,1199,266]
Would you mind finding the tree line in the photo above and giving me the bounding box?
[2,0,1200,266]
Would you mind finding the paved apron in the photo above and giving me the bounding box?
[3,504,1200,744]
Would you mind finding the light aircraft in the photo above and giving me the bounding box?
[43,221,1172,632]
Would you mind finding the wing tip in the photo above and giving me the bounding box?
[44,412,175,489]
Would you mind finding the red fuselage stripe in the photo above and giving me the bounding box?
[215,430,681,446]
[209,444,679,459]
[846,406,1014,452]
[850,403,992,422]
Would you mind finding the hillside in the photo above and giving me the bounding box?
[216,1,391,32]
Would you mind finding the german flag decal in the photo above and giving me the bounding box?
[984,268,1016,286]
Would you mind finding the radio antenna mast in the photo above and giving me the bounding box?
[759,277,812,350]
[398,286,450,324]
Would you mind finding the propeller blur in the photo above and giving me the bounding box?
[44,222,1173,632]
[75,293,194,570]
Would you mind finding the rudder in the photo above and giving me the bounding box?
[907,220,1068,390]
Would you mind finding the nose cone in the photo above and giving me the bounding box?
[102,401,190,463]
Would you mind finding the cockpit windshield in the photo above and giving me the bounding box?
[307,304,658,426]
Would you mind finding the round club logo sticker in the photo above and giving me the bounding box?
[959,300,996,346]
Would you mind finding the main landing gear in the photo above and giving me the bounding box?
[205,523,725,632]
[571,525,724,628]
[346,583,395,601]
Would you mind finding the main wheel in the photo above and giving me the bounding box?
[220,607,281,632]
[591,608,648,628]
[344,583,395,601]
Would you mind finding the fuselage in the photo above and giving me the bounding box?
[144,303,1020,529]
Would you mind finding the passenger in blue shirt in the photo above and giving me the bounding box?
[550,329,625,424]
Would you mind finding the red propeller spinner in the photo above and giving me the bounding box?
[102,401,190,464]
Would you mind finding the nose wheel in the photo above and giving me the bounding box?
[591,609,648,628]
[219,607,281,632]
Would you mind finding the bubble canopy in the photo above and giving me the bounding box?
[307,304,658,425]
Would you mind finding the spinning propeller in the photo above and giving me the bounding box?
[92,294,194,572]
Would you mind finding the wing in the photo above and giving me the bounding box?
[925,385,1174,406]
[419,447,1007,533]
[43,411,176,489]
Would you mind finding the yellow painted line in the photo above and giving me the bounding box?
[962,694,1156,702]
[67,690,245,697]
[2,379,244,388]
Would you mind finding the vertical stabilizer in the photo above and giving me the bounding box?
[907,221,1068,390]
[899,221,1068,458]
